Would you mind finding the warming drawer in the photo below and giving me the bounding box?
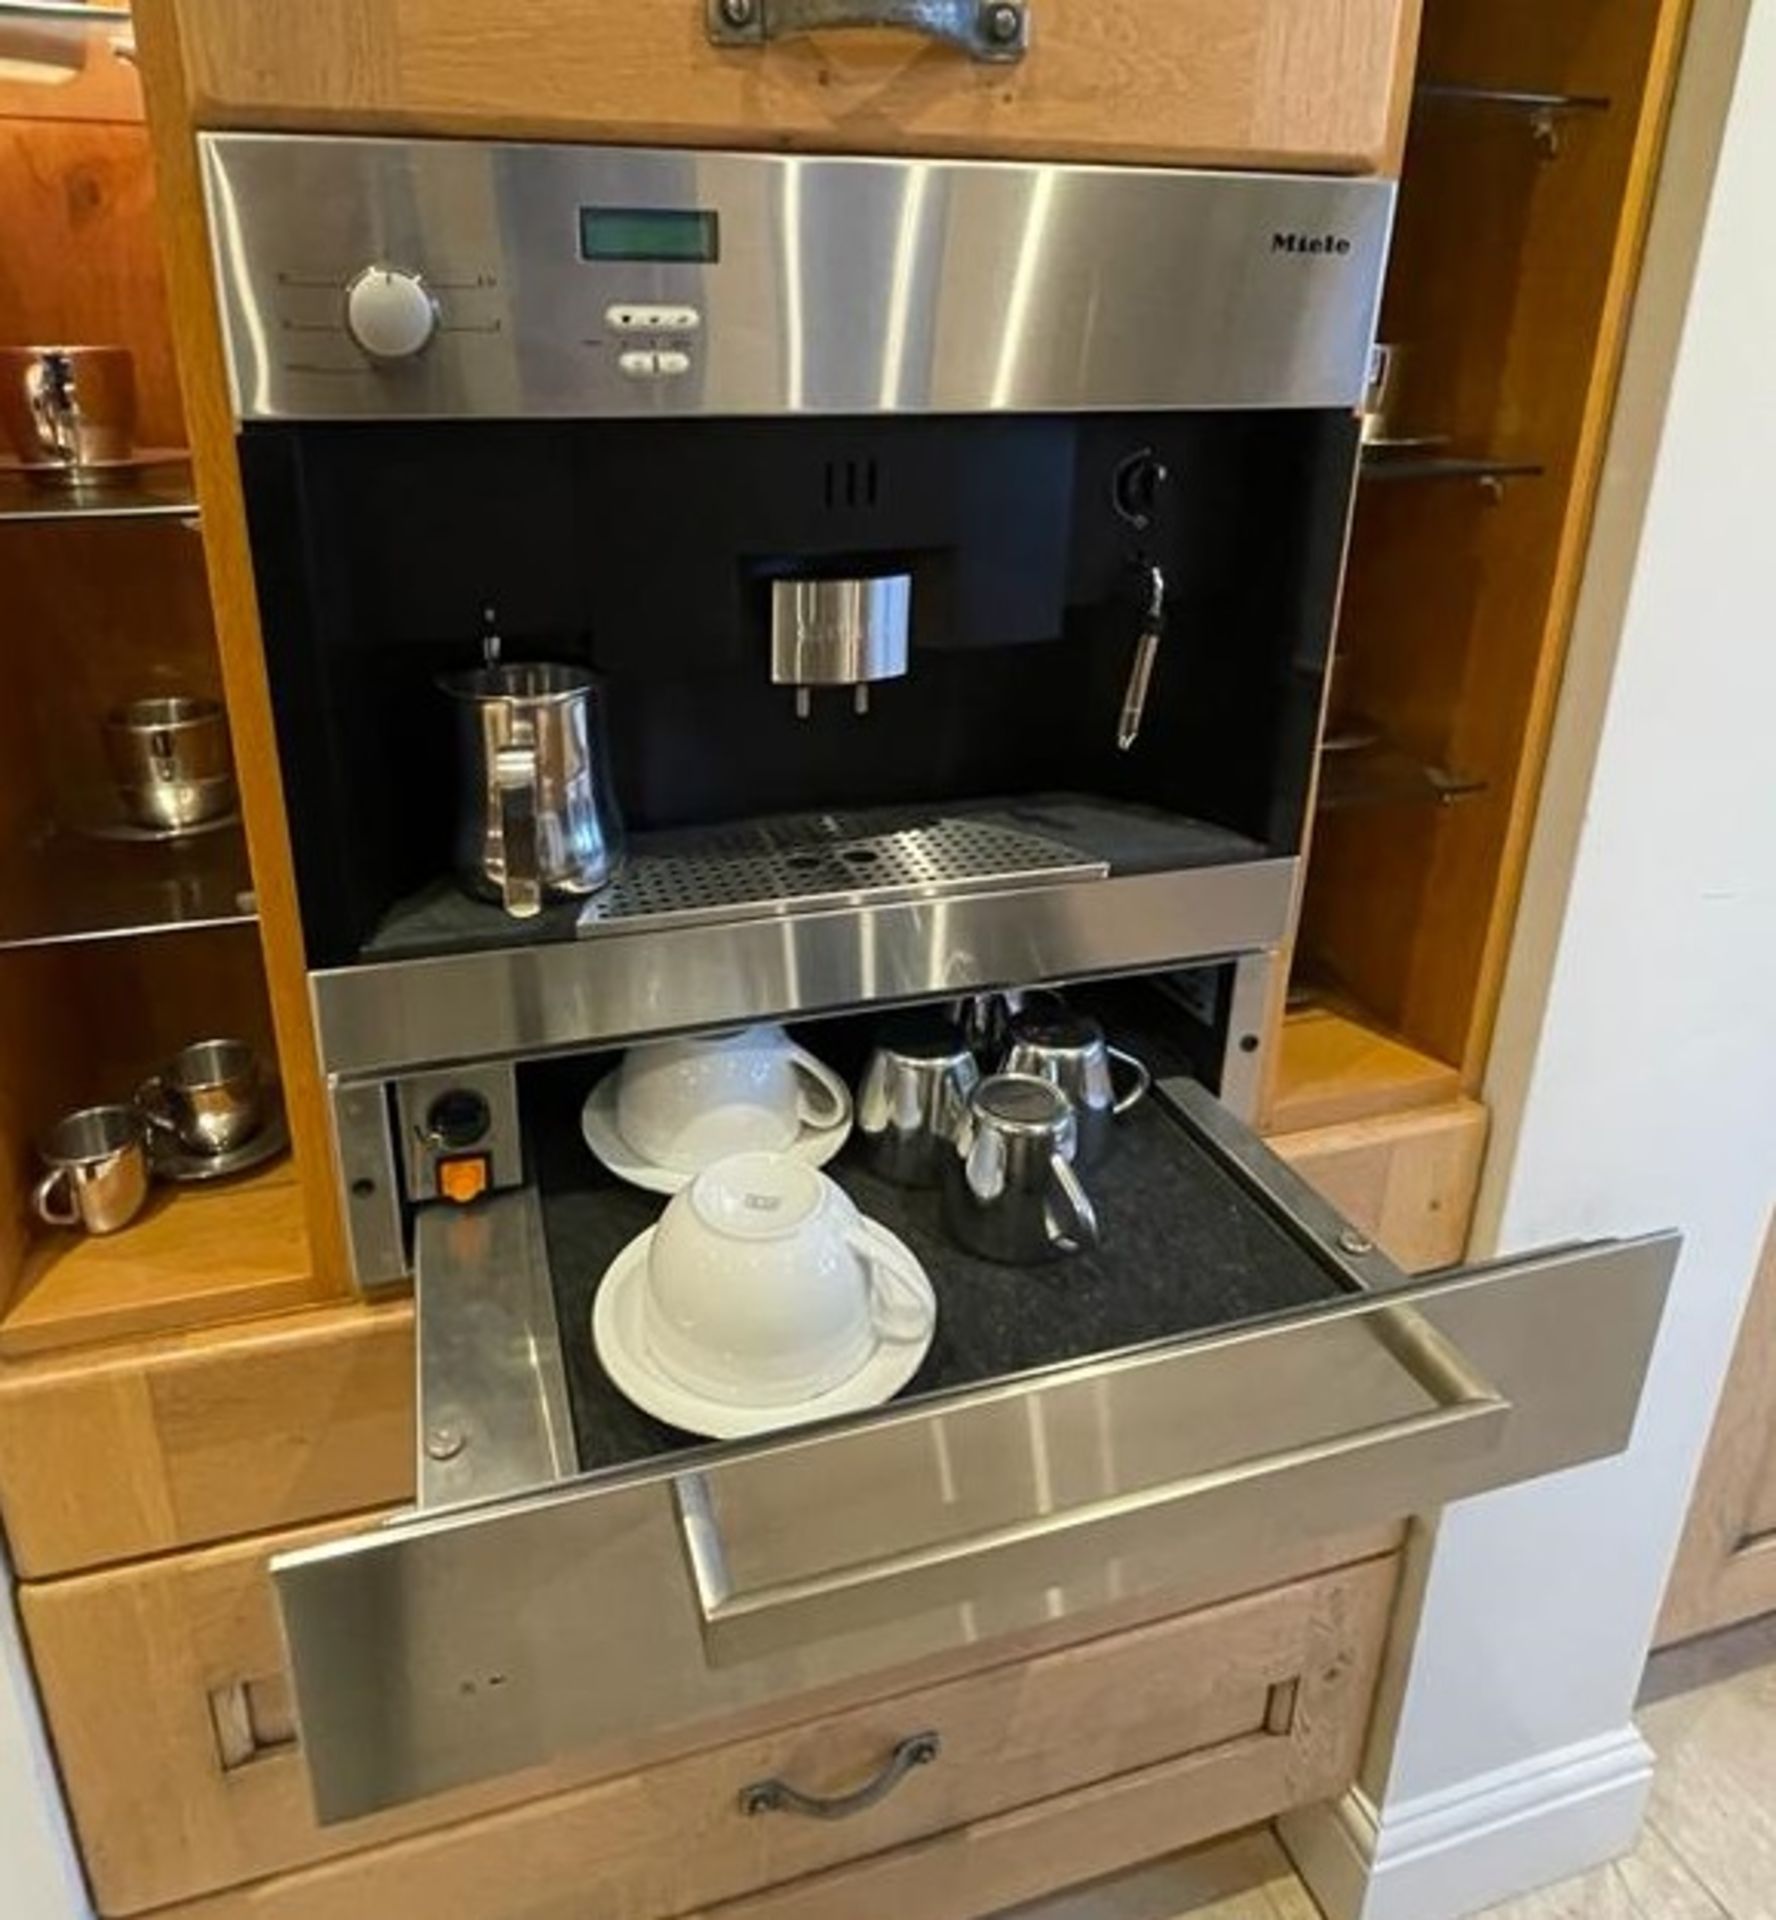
[273,1074,1675,1825]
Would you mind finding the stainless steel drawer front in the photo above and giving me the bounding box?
[199,134,1394,423]
[274,1083,1676,1824]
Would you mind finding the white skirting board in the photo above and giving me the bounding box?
[1277,1726,1654,1920]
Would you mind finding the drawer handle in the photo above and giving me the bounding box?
[706,0,1030,64]
[740,1730,941,1819]
[676,1308,1507,1667]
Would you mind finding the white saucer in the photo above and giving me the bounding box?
[579,1072,852,1195]
[591,1223,936,1441]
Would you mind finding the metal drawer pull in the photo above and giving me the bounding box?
[706,0,1030,63]
[740,1731,941,1819]
[677,1310,1508,1667]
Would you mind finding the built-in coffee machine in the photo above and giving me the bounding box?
[206,133,1393,1282]
[200,135,1674,1831]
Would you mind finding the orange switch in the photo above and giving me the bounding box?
[437,1155,491,1205]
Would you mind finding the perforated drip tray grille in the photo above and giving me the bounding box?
[576,807,1107,937]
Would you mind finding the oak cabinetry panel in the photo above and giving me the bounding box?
[1660,1213,1776,1644]
[0,1301,413,1577]
[22,1510,1396,1917]
[1270,1098,1488,1273]
[152,0,1419,174]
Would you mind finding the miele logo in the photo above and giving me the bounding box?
[1272,231,1355,257]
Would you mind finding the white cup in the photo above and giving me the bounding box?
[641,1153,933,1408]
[615,1025,850,1175]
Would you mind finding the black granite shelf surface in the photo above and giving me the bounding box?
[526,1011,1349,1475]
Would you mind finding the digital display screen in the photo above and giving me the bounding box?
[579,207,719,264]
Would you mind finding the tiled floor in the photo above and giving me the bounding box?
[1007,1634,1776,1920]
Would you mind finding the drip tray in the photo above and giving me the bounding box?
[577,807,1107,937]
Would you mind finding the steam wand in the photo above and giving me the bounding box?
[1116,561,1168,752]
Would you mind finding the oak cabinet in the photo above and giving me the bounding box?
[21,1519,1397,1916]
[157,0,1419,173]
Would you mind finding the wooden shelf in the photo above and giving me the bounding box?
[1,1163,317,1358]
[1269,1005,1463,1136]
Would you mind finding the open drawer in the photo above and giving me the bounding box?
[275,1071,1675,1824]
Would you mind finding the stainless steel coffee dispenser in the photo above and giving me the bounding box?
[770,574,911,718]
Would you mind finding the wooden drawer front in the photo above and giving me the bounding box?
[0,1300,413,1577]
[164,0,1418,175]
[23,1515,1395,1917]
[1270,1099,1488,1273]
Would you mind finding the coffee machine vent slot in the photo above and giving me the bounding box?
[823,458,880,511]
[578,809,1106,939]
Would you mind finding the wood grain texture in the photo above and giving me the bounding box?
[0,115,185,448]
[1001,1829,1323,1919]
[1297,0,1696,1087]
[0,924,285,1326]
[1271,1098,1487,1273]
[0,515,219,834]
[0,1296,414,1577]
[156,0,1417,174]
[25,1540,1395,1917]
[4,1163,312,1359]
[0,12,144,126]
[130,0,352,1292]
[1268,1006,1463,1135]
[1659,1213,1776,1646]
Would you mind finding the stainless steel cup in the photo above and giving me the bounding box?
[137,1038,265,1158]
[1000,1009,1151,1167]
[942,1074,1100,1265]
[856,1011,982,1188]
[104,696,237,832]
[33,1105,151,1235]
[0,345,137,476]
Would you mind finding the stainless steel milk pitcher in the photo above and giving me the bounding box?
[441,662,622,919]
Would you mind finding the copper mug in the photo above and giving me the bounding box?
[0,345,137,476]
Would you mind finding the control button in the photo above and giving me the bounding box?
[437,1155,491,1206]
[423,1087,491,1151]
[619,349,660,377]
[605,304,702,334]
[656,350,693,377]
[344,265,439,361]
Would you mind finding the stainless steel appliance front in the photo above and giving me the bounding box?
[274,1077,1678,1823]
[199,134,1395,422]
[313,858,1296,1081]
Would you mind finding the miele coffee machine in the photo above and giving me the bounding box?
[207,133,1392,1281]
[199,135,1676,1831]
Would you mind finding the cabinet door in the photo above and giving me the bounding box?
[23,1523,1395,1917]
[271,1076,1676,1826]
[165,0,1418,174]
[1659,1211,1776,1645]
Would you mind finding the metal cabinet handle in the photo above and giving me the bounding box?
[740,1731,941,1819]
[675,1313,1508,1667]
[707,0,1029,63]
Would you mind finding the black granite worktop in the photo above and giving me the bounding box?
[527,999,1349,1474]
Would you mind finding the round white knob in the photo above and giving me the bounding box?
[344,265,439,361]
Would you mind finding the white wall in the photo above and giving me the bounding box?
[1293,0,1776,1913]
[0,1548,88,1919]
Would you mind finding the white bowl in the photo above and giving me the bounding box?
[641,1152,932,1408]
[615,1025,850,1176]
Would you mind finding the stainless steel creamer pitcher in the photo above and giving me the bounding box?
[441,662,622,919]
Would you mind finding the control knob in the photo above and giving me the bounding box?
[344,265,439,361]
